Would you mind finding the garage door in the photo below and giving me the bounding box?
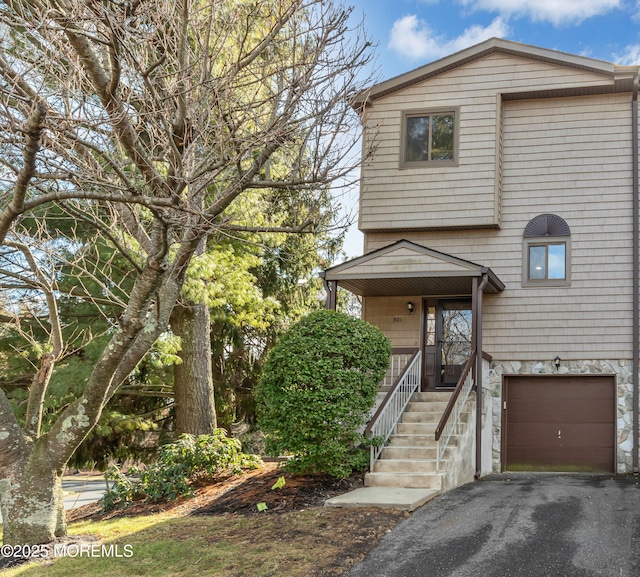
[503,375,615,473]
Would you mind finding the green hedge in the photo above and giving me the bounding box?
[256,309,390,478]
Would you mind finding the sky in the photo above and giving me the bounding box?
[338,0,640,259]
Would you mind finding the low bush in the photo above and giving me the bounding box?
[102,430,262,510]
[256,309,390,478]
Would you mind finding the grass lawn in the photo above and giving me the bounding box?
[0,465,406,577]
[3,511,360,577]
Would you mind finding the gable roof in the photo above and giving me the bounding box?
[356,38,638,106]
[320,240,504,297]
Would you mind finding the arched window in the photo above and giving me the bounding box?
[523,214,571,286]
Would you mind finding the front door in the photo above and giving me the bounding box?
[438,300,473,387]
[422,299,473,389]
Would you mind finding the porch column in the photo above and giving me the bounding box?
[471,278,478,377]
[475,273,489,480]
[324,280,338,310]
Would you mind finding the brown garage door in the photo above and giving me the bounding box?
[503,375,615,473]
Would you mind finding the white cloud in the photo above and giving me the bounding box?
[388,15,510,61]
[613,44,640,65]
[460,0,622,26]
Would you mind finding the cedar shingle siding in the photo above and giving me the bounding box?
[360,53,633,361]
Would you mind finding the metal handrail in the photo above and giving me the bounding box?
[365,349,419,437]
[434,351,476,472]
[365,350,422,471]
[381,348,419,388]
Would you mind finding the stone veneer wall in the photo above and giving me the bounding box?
[486,360,634,474]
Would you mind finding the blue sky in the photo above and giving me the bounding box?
[339,0,640,258]
[351,0,640,79]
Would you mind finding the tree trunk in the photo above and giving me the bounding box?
[0,450,65,545]
[171,301,217,435]
[0,262,186,547]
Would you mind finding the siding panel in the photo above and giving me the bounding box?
[363,297,422,349]
[362,93,633,360]
[360,53,616,232]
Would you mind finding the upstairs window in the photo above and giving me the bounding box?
[401,109,458,167]
[523,214,571,287]
[528,243,566,280]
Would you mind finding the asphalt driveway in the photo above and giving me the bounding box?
[346,474,640,577]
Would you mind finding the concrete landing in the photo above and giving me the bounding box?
[324,487,439,511]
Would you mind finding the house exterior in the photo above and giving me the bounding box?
[321,38,640,483]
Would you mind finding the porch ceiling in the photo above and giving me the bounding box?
[329,273,503,297]
[320,239,505,297]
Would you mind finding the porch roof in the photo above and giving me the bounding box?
[320,240,505,297]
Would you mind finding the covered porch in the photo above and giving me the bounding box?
[320,240,504,485]
[320,239,504,390]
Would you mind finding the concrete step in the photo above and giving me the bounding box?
[365,471,444,490]
[402,411,473,426]
[411,391,453,402]
[396,422,440,435]
[370,393,386,410]
[405,400,449,412]
[401,411,442,423]
[388,434,459,448]
[373,458,446,474]
[360,388,476,496]
[412,392,452,403]
[404,401,445,414]
[380,446,451,460]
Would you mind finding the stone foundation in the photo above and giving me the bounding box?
[486,359,634,474]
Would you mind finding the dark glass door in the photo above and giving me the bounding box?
[437,300,473,387]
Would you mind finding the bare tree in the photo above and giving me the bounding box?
[0,0,373,545]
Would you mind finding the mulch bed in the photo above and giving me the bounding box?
[193,465,365,515]
[66,462,366,521]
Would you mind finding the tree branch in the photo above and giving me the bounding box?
[20,190,176,213]
[60,204,143,273]
[218,218,314,234]
[60,21,172,199]
[5,240,63,438]
[0,103,46,245]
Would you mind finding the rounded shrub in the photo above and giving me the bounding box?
[102,430,262,509]
[256,309,390,478]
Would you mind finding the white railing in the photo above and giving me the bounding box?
[382,350,417,388]
[366,350,422,471]
[435,353,476,472]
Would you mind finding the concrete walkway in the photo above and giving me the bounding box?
[325,486,439,511]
